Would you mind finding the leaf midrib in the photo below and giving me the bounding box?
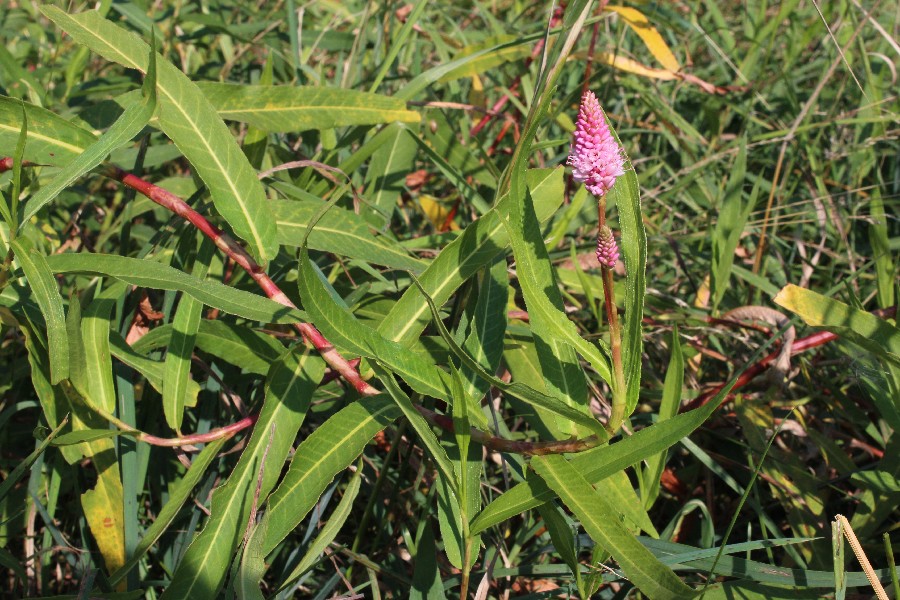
[0,122,89,155]
[266,403,395,515]
[63,15,265,258]
[175,355,311,597]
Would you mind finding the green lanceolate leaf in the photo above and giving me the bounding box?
[10,239,68,383]
[469,388,736,535]
[412,273,607,437]
[867,189,896,309]
[710,142,749,312]
[532,454,696,599]
[63,299,127,574]
[109,437,227,587]
[607,141,647,414]
[276,464,364,592]
[42,7,278,263]
[163,237,214,431]
[378,168,564,347]
[162,350,324,600]
[197,82,420,131]
[502,180,600,435]
[82,281,129,413]
[373,361,459,499]
[297,243,451,399]
[774,284,900,366]
[235,514,267,600]
[273,199,426,272]
[132,320,284,376]
[261,396,402,554]
[459,257,508,419]
[437,366,481,570]
[21,37,158,222]
[363,122,417,227]
[0,96,96,166]
[45,253,304,324]
[643,326,684,509]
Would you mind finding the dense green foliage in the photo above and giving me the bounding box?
[0,1,898,598]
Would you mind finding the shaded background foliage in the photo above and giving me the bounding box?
[0,0,897,598]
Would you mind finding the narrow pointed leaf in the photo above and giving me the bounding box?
[532,454,696,599]
[10,239,68,383]
[273,199,426,272]
[276,465,363,591]
[261,396,401,554]
[21,40,158,222]
[109,437,227,587]
[774,284,900,366]
[163,237,214,430]
[109,330,200,407]
[0,96,95,166]
[42,7,278,263]
[82,281,128,413]
[162,350,324,599]
[378,168,564,346]
[197,82,420,131]
[412,274,607,436]
[45,253,304,324]
[470,389,734,535]
[297,244,451,399]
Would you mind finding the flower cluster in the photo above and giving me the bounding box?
[567,90,625,197]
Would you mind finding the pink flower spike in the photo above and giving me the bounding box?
[567,91,625,197]
[596,225,619,269]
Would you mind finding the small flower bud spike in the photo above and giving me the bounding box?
[596,225,619,269]
[567,91,625,197]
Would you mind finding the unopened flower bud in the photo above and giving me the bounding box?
[596,225,619,269]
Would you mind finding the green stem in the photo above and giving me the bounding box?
[602,265,627,434]
[597,194,626,434]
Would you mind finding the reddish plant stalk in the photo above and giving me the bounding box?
[682,306,896,412]
[106,166,378,396]
[596,201,626,432]
[6,158,617,453]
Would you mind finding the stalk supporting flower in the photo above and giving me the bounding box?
[568,90,628,434]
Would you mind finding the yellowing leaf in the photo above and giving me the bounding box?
[595,52,678,80]
[81,444,126,575]
[606,5,681,72]
[774,284,900,366]
[419,194,460,231]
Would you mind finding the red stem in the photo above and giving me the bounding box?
[682,306,896,412]
[107,166,378,396]
[137,414,259,447]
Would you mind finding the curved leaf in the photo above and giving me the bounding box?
[377,168,564,346]
[21,40,158,222]
[273,199,426,272]
[10,239,68,383]
[261,396,401,554]
[532,454,695,599]
[0,96,95,166]
[42,7,278,263]
[197,82,420,131]
[45,253,304,325]
[162,350,324,599]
